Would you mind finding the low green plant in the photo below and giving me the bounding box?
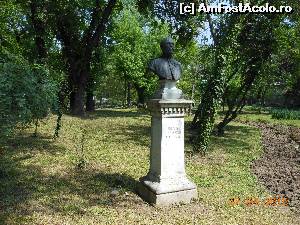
[270,108,300,120]
[53,111,62,139]
[75,127,87,170]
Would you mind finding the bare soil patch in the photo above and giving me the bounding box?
[245,121,300,210]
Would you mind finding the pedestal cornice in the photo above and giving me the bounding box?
[147,99,194,116]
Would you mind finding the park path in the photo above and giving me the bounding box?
[242,121,300,211]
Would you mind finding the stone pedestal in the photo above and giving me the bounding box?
[137,99,197,206]
[153,80,184,100]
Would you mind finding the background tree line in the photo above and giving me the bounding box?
[1,0,299,153]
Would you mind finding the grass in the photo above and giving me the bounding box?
[270,108,300,120]
[0,108,299,225]
[236,106,300,127]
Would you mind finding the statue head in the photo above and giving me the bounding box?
[160,37,174,58]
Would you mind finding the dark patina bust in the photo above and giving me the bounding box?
[148,37,182,81]
[148,37,184,100]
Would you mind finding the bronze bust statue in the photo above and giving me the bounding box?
[148,37,182,81]
[148,37,184,100]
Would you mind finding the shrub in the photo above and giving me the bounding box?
[0,49,57,136]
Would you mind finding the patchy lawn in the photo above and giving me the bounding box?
[237,106,300,128]
[0,108,299,225]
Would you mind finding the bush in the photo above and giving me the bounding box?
[0,49,57,136]
[270,108,300,120]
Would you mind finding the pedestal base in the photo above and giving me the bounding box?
[137,182,197,206]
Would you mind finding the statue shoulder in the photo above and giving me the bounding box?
[172,59,182,68]
[148,58,162,70]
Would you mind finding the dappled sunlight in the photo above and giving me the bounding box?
[1,109,299,224]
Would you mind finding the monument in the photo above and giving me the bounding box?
[137,37,198,205]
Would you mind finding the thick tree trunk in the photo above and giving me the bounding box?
[135,85,145,107]
[70,83,86,116]
[86,91,95,111]
[86,71,95,112]
[56,0,117,115]
[68,63,88,116]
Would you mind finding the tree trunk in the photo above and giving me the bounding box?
[29,2,48,62]
[127,82,132,107]
[70,84,85,116]
[216,121,226,136]
[68,63,88,116]
[56,0,117,115]
[135,85,145,107]
[86,91,95,111]
[86,71,95,112]
[191,83,195,101]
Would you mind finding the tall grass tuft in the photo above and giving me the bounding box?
[270,108,300,120]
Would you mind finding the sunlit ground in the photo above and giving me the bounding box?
[0,108,299,225]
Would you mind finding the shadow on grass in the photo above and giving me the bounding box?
[0,134,139,224]
[86,108,148,119]
[39,171,139,214]
[0,135,67,223]
[0,134,66,155]
[108,124,151,148]
[185,122,258,154]
[112,120,256,153]
[210,124,258,153]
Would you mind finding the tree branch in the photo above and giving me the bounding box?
[29,1,48,61]
[90,0,117,49]
[203,0,217,45]
[82,0,116,62]
[82,0,101,46]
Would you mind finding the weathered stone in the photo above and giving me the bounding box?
[137,99,197,206]
[152,80,184,100]
[137,182,197,206]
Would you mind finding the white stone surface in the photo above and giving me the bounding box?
[153,80,183,100]
[138,99,197,205]
[137,182,197,206]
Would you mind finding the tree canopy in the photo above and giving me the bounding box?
[1,0,299,150]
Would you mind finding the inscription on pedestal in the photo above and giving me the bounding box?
[164,119,183,139]
[166,126,181,139]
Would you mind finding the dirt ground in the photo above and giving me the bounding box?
[245,121,300,211]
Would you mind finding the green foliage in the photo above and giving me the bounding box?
[101,6,169,103]
[270,108,300,120]
[53,108,63,139]
[249,2,300,106]
[192,73,224,154]
[215,13,279,135]
[136,0,205,46]
[191,9,244,153]
[192,5,298,147]
[0,1,23,55]
[0,49,57,136]
[175,41,203,101]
